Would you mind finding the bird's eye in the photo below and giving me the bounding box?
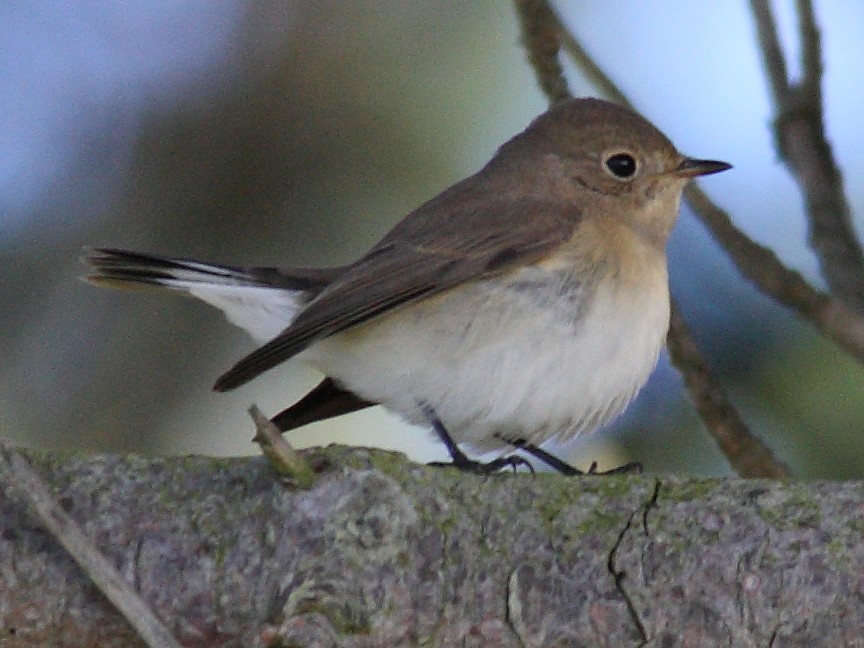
[604,153,638,179]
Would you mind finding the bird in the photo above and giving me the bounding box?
[84,97,730,474]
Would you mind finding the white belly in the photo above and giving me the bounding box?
[301,262,670,451]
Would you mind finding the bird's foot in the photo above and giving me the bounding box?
[583,460,643,476]
[428,453,534,474]
[422,403,534,474]
[502,437,642,476]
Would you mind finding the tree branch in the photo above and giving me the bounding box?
[749,0,864,312]
[667,303,790,478]
[748,0,790,106]
[514,0,571,102]
[2,448,863,647]
[684,184,864,366]
[797,0,822,100]
[0,440,182,648]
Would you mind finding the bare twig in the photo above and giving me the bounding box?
[667,302,791,478]
[514,0,571,102]
[797,0,822,99]
[748,0,790,105]
[514,0,788,477]
[748,0,864,312]
[685,185,864,365]
[249,404,316,488]
[0,439,183,648]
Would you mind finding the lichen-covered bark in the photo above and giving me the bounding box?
[1,447,863,647]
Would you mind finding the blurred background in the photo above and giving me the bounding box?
[2,1,864,478]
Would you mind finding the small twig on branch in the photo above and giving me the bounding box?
[249,404,316,488]
[667,302,791,478]
[0,439,183,648]
[748,0,864,312]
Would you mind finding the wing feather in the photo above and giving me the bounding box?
[214,196,582,391]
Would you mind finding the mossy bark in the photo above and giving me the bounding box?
[1,446,862,647]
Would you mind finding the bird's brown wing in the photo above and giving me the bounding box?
[214,197,582,391]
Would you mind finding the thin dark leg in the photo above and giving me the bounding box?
[505,439,583,475]
[588,460,643,475]
[503,437,642,476]
[420,404,533,474]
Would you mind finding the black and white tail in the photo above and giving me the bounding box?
[83,248,336,343]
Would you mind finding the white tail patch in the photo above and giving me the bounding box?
[85,250,311,343]
[172,281,304,343]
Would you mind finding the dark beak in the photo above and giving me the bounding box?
[675,157,732,178]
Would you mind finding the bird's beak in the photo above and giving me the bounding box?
[675,157,732,178]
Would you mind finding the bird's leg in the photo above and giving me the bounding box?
[502,438,582,475]
[589,460,643,476]
[420,404,533,474]
[502,437,642,476]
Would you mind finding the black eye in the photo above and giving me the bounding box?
[605,153,637,179]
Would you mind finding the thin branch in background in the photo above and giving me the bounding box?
[514,0,571,103]
[685,185,864,366]
[668,302,791,478]
[514,0,787,478]
[749,0,864,312]
[748,0,790,105]
[797,0,822,100]
[0,439,183,648]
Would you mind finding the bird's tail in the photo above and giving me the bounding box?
[82,248,338,343]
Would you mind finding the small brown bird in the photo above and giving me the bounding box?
[85,98,730,473]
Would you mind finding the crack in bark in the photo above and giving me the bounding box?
[768,624,780,647]
[607,479,661,646]
[132,536,143,596]
[608,512,648,645]
[641,479,661,537]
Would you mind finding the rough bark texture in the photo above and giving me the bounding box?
[1,446,863,647]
